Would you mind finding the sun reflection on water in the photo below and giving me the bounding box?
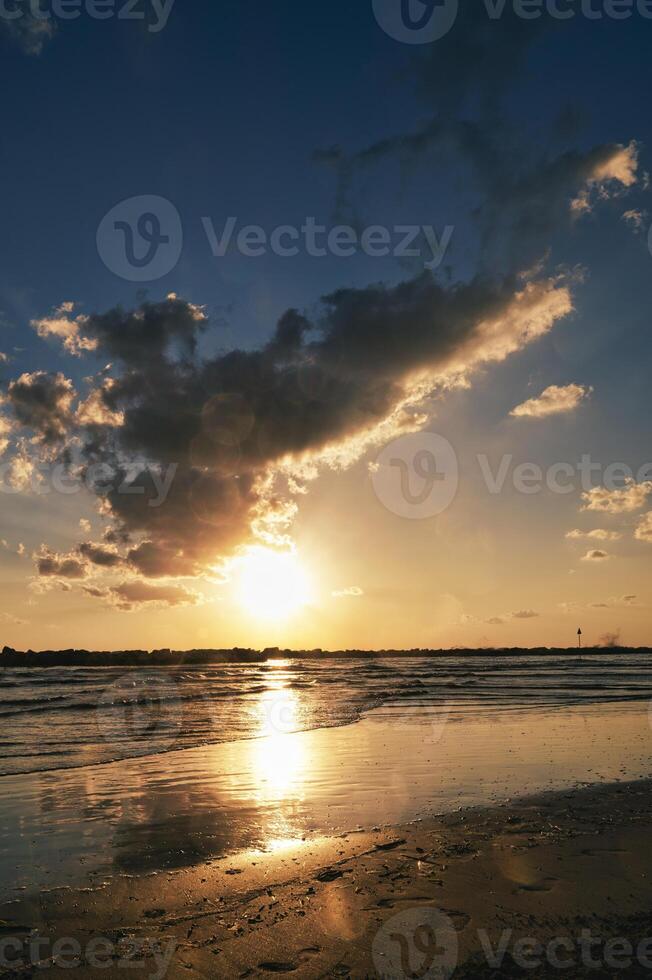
[250,683,310,805]
[252,729,308,798]
[256,686,300,737]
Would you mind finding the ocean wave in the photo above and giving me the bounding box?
[3,653,652,777]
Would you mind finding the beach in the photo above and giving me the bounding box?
[2,0,651,972]
[3,779,652,977]
[2,657,652,977]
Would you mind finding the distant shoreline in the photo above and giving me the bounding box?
[1,644,650,667]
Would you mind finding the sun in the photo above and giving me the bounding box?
[234,547,313,621]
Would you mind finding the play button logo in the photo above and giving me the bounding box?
[372,0,458,43]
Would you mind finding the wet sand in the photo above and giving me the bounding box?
[3,779,652,977]
[2,701,652,977]
[2,700,652,898]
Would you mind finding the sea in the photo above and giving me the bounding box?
[3,651,652,777]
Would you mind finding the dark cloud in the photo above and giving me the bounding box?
[33,273,571,572]
[103,527,130,546]
[8,250,580,592]
[15,133,637,596]
[7,371,76,445]
[10,268,572,588]
[83,585,108,599]
[35,548,87,580]
[321,121,636,272]
[316,3,636,273]
[412,5,554,115]
[473,142,638,268]
[78,542,123,568]
[83,578,202,610]
[582,549,610,561]
[109,581,202,611]
[81,294,207,369]
[126,540,200,579]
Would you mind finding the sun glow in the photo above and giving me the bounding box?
[234,547,313,621]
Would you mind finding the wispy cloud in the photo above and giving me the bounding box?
[561,595,638,612]
[581,549,610,562]
[332,586,364,599]
[622,208,647,232]
[486,609,539,625]
[566,528,622,542]
[32,302,98,357]
[1,15,56,55]
[590,595,639,609]
[582,480,652,514]
[570,141,639,215]
[510,383,592,419]
[108,581,204,611]
[635,512,652,543]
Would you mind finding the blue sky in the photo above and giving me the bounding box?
[0,0,651,648]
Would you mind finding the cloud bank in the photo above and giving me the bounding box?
[1,124,640,608]
[3,273,575,602]
[582,480,652,514]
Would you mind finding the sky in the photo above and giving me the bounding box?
[0,0,651,650]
